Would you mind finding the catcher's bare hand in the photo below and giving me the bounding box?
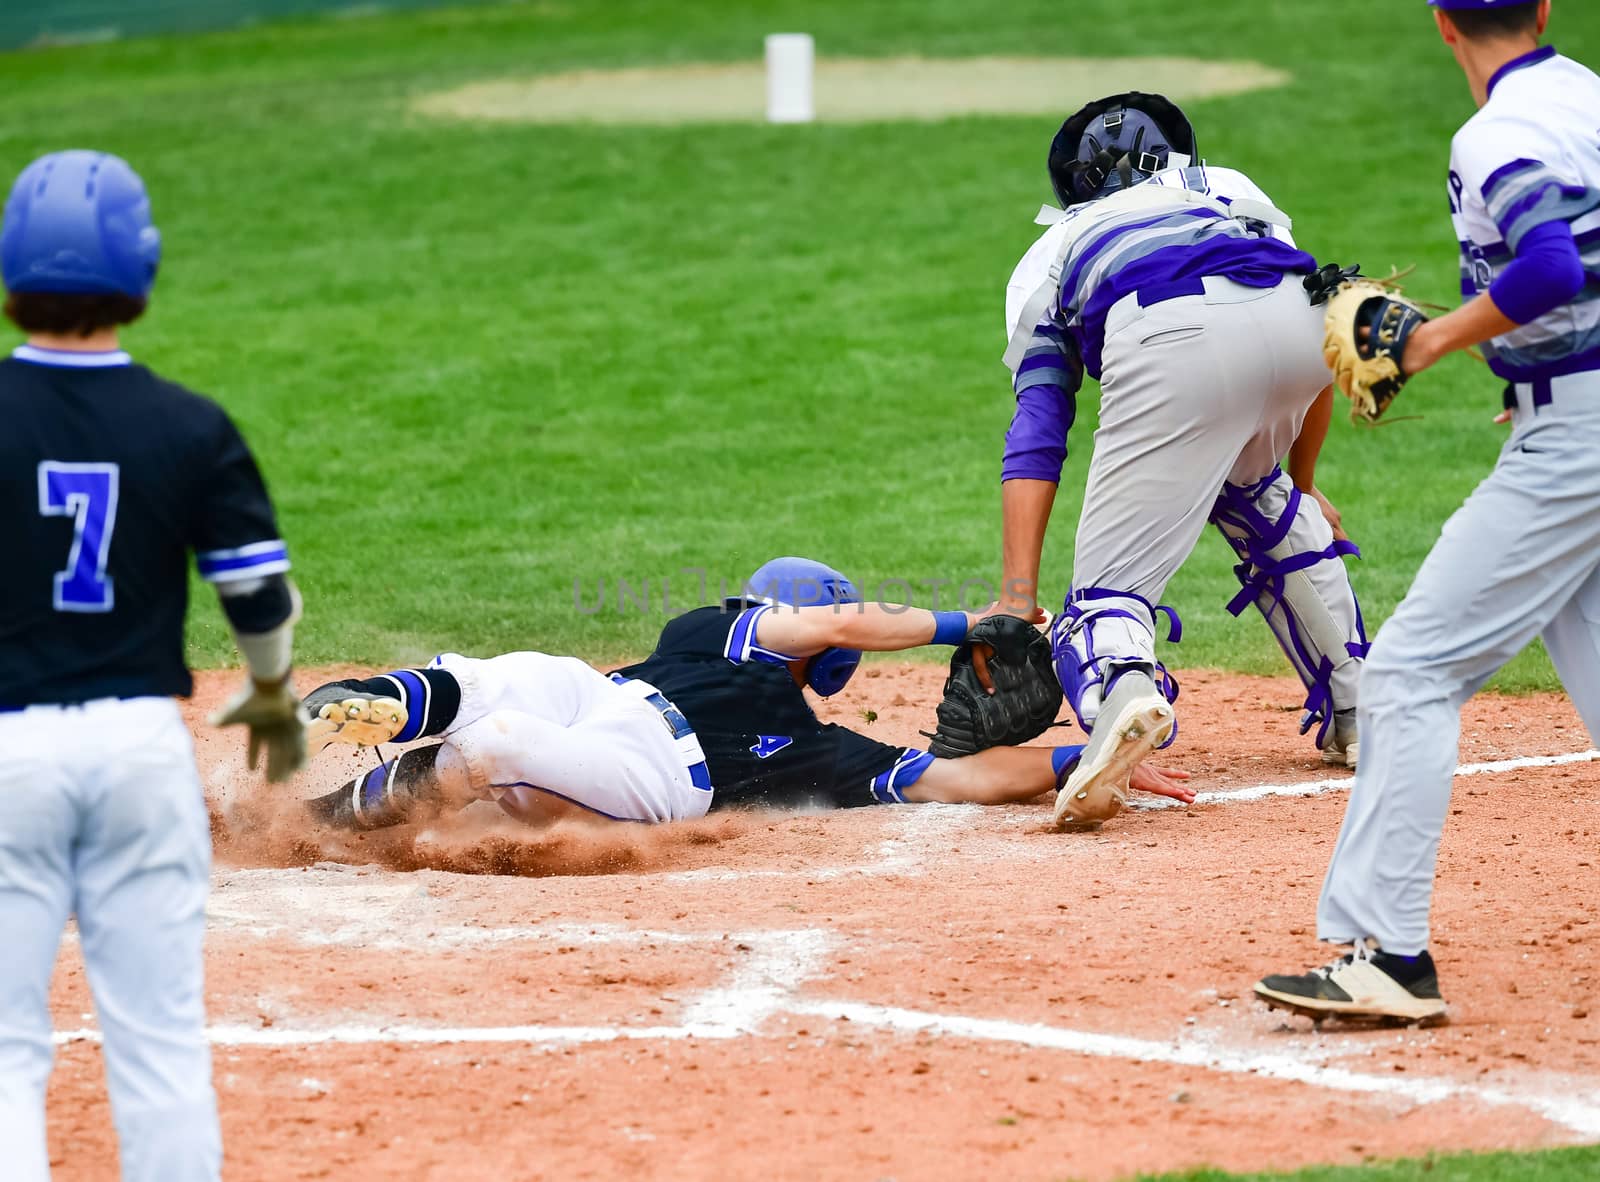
[988,595,1048,627]
[1131,763,1194,804]
[1309,486,1348,543]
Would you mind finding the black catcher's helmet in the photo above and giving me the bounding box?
[1047,92,1199,207]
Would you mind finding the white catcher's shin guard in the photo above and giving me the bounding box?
[1211,468,1368,764]
[1049,590,1181,830]
[1049,589,1181,734]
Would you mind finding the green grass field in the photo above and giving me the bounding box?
[1139,1144,1600,1182]
[6,0,1598,686]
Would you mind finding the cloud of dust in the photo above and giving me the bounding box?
[211,775,757,878]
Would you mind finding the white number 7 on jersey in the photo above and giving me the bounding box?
[37,461,121,613]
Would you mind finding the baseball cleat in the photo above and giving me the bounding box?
[1320,707,1359,769]
[306,744,442,830]
[1254,941,1447,1026]
[303,683,408,754]
[1053,670,1174,831]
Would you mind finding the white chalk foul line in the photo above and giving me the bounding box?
[679,928,834,1032]
[787,1000,1600,1139]
[57,930,835,1049]
[54,993,1600,1139]
[1135,747,1600,810]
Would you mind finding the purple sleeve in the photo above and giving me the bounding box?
[1001,382,1076,484]
[1489,219,1586,325]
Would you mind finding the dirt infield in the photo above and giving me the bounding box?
[44,666,1600,1180]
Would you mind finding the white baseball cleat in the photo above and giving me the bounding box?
[1053,670,1174,831]
[1320,707,1359,769]
[303,686,408,755]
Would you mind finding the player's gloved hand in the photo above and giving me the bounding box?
[210,675,308,783]
[1320,273,1431,424]
[926,614,1064,757]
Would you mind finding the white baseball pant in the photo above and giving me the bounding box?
[1074,274,1332,600]
[1056,275,1336,728]
[0,697,220,1182]
[426,651,713,824]
[1319,372,1600,954]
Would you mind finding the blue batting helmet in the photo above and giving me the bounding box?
[1048,92,1197,207]
[746,556,862,697]
[2,151,162,298]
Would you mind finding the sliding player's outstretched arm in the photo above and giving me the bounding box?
[750,600,983,658]
[904,745,1193,806]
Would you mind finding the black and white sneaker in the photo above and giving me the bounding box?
[1255,941,1447,1026]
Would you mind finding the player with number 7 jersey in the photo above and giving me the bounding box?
[0,152,303,1182]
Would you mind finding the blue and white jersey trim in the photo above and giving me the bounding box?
[196,538,291,583]
[868,747,936,804]
[723,604,802,666]
[12,344,132,368]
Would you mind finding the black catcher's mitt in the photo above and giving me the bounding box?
[925,614,1064,758]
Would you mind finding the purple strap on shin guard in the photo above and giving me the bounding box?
[1052,587,1182,748]
[1211,469,1368,744]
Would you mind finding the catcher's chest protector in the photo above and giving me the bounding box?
[1003,176,1292,374]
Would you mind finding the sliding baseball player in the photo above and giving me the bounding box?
[299,557,1191,829]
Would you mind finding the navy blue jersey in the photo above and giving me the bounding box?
[0,347,287,705]
[614,603,934,809]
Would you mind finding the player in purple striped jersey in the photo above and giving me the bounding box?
[1258,0,1600,1026]
[996,93,1368,830]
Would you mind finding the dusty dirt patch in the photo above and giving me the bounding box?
[42,664,1600,1181]
[412,55,1291,125]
